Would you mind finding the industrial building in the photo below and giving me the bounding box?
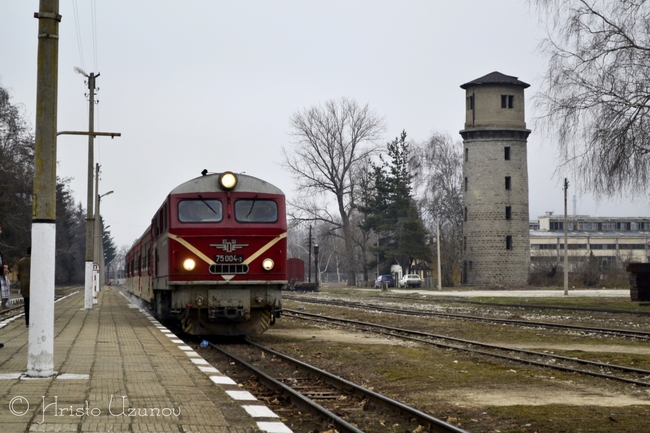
[530,213,650,267]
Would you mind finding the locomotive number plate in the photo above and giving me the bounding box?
[214,254,244,263]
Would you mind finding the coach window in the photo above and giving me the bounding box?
[179,199,223,223]
[235,199,278,223]
[144,242,150,273]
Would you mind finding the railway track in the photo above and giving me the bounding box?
[1,287,81,321]
[381,294,650,316]
[0,303,26,321]
[209,339,470,433]
[284,309,650,388]
[284,295,650,340]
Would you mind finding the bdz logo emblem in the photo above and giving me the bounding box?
[211,239,248,253]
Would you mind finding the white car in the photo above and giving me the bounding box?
[398,274,422,288]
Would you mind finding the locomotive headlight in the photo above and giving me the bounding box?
[219,172,238,190]
[183,258,196,271]
[262,258,274,271]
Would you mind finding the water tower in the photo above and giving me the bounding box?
[460,72,531,285]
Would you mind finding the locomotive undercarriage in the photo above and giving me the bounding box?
[153,284,283,336]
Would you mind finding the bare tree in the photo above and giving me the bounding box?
[0,86,34,262]
[109,244,130,281]
[353,154,379,283]
[284,98,385,286]
[532,0,650,196]
[411,133,464,286]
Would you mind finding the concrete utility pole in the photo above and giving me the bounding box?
[436,217,442,290]
[28,0,60,378]
[307,225,312,283]
[93,163,100,287]
[313,244,319,287]
[95,179,113,297]
[85,72,98,309]
[73,67,99,309]
[56,130,120,303]
[564,178,569,296]
[376,233,379,280]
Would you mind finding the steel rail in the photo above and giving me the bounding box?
[382,294,650,317]
[285,309,650,387]
[1,288,80,320]
[208,342,366,433]
[284,295,650,340]
[244,340,469,433]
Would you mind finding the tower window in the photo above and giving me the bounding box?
[465,148,468,162]
[464,177,468,191]
[506,235,513,250]
[504,146,511,160]
[501,95,514,109]
[464,207,468,221]
[506,206,512,220]
[505,176,511,190]
[464,236,467,251]
[467,95,474,110]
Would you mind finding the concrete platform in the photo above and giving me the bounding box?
[0,287,292,433]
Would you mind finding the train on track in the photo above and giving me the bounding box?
[125,171,286,336]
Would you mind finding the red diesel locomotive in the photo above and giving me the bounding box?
[125,171,286,335]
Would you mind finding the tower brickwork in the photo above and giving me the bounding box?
[460,72,531,285]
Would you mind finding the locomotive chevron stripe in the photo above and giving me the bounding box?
[168,232,287,267]
[243,232,287,265]
[168,233,216,265]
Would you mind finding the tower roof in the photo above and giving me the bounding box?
[460,71,530,89]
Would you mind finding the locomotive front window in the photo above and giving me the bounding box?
[235,199,278,223]
[178,199,223,223]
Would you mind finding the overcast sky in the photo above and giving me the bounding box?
[2,1,649,248]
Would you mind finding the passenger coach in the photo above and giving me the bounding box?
[125,171,286,335]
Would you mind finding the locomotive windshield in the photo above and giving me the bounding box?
[178,199,223,222]
[235,199,278,223]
